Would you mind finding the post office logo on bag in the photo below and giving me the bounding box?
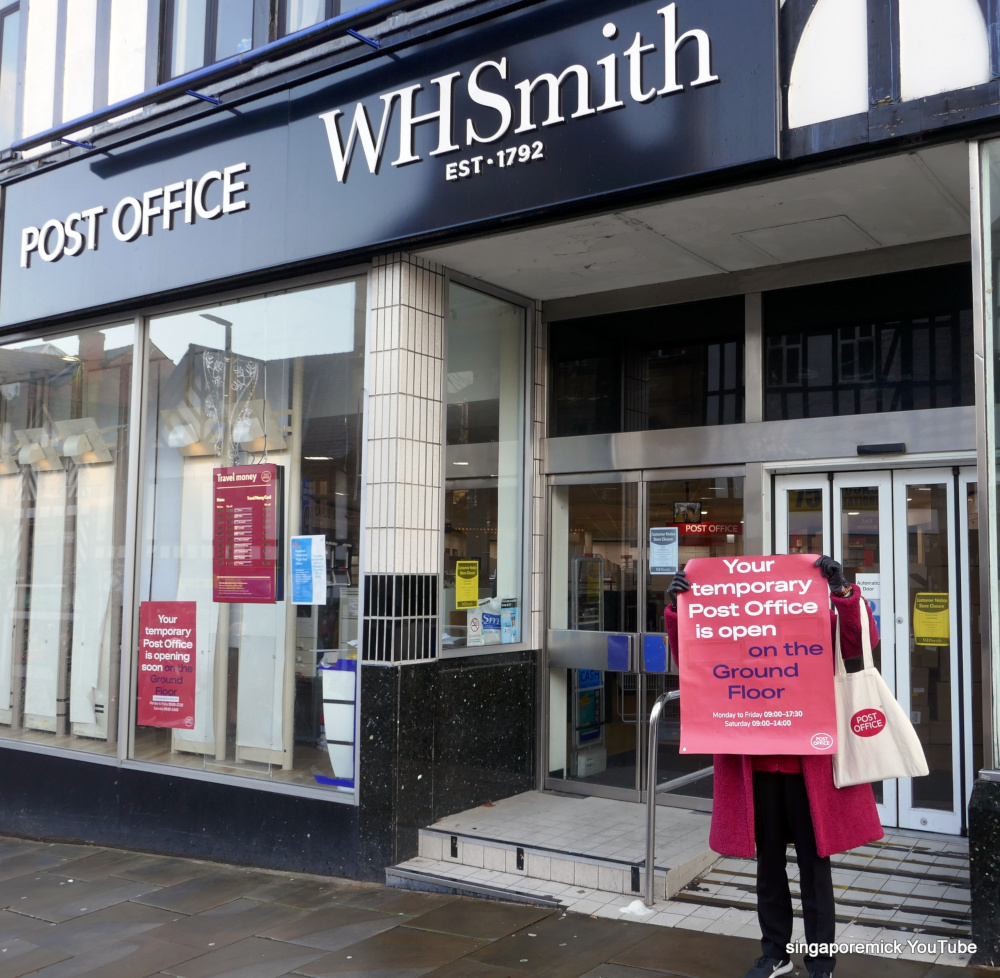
[810,732,834,750]
[850,708,886,738]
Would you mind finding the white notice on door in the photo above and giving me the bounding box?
[649,527,679,576]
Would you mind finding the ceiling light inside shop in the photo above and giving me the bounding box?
[453,461,469,466]
[847,511,860,515]
[304,456,333,460]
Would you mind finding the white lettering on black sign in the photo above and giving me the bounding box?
[20,162,249,268]
[318,3,719,184]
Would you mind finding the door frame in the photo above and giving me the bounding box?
[774,461,976,836]
[542,466,742,807]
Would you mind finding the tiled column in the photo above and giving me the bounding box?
[359,253,446,875]
[362,253,445,663]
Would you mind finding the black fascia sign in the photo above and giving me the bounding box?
[0,0,777,328]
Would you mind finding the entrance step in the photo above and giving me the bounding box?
[387,790,717,907]
[673,832,971,939]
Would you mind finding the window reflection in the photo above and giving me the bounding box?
[442,285,525,651]
[135,278,365,791]
[765,265,973,420]
[549,296,745,437]
[0,324,134,755]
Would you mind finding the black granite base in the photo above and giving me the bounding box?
[0,650,537,885]
[358,650,537,878]
[969,778,1000,967]
[0,747,361,877]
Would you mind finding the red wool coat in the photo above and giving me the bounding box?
[664,587,885,859]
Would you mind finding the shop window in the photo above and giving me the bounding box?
[163,0,259,79]
[133,277,365,793]
[0,323,134,756]
[764,264,974,420]
[0,4,18,149]
[443,284,525,651]
[549,296,745,437]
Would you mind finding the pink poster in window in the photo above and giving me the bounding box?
[137,601,196,729]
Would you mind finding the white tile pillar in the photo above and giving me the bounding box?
[363,254,446,662]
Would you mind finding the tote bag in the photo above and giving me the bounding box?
[832,602,929,788]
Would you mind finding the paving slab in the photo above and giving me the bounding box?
[467,913,650,978]
[259,904,408,951]
[136,872,275,914]
[294,927,487,976]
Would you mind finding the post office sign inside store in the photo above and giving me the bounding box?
[0,0,777,327]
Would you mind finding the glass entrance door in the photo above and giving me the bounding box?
[546,471,744,803]
[775,468,977,835]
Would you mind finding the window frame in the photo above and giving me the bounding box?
[160,0,270,82]
[276,0,335,38]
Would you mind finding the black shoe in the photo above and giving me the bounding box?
[743,957,794,978]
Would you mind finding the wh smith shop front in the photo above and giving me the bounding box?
[1,0,1000,962]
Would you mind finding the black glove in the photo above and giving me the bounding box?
[815,555,847,593]
[667,568,691,611]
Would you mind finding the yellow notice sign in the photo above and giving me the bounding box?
[455,561,480,609]
[913,592,949,646]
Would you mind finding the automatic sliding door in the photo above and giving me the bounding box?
[894,471,962,834]
[644,476,744,799]
[832,472,896,826]
[548,480,639,792]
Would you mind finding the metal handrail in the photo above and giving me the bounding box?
[11,0,431,154]
[645,689,680,907]
[644,690,715,907]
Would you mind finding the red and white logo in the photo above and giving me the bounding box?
[851,709,886,738]
[810,732,834,750]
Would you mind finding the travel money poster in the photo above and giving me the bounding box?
[677,555,838,755]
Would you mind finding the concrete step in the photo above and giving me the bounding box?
[385,790,717,906]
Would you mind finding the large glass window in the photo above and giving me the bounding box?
[0,323,134,756]
[764,264,973,420]
[133,277,365,792]
[548,296,745,438]
[442,285,525,651]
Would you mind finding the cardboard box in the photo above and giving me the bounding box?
[929,720,952,745]
[935,682,952,723]
[924,744,951,770]
[911,647,940,670]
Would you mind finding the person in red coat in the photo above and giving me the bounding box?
[664,556,883,978]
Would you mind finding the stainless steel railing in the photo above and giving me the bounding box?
[644,689,713,907]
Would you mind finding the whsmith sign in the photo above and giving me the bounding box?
[0,0,777,327]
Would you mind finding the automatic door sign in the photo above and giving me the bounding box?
[677,555,837,755]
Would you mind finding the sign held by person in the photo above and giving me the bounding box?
[677,554,837,755]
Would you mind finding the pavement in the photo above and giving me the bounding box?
[0,834,991,978]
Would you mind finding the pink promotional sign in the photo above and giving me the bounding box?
[137,601,196,729]
[677,554,838,756]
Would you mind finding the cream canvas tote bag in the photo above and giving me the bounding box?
[832,602,929,788]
